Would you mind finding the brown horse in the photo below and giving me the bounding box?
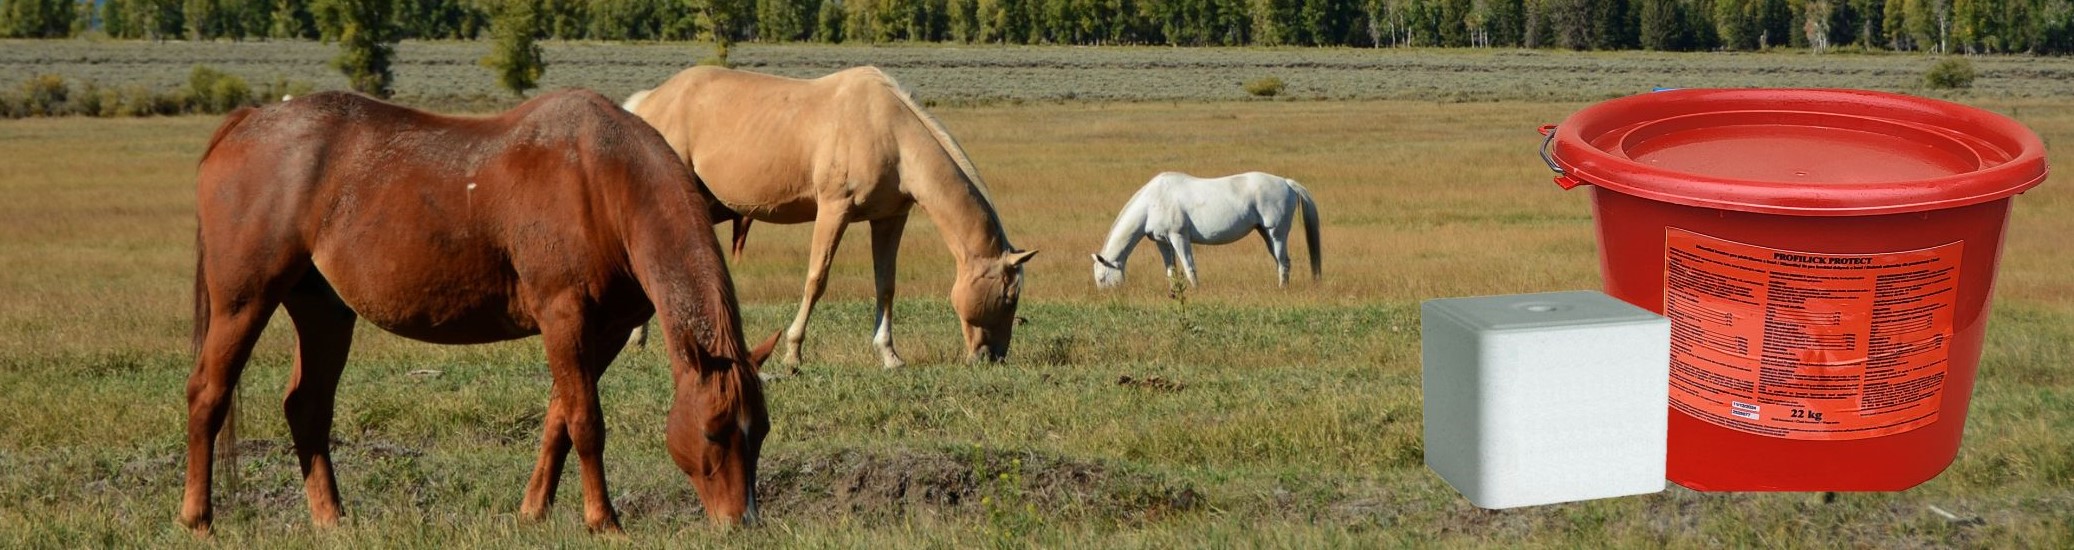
[185,90,771,534]
[624,66,1037,369]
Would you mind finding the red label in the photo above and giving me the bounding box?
[1663,228,1960,441]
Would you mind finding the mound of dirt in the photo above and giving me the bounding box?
[752,446,1201,521]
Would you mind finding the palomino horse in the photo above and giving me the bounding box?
[1092,171,1320,289]
[186,90,771,534]
[624,66,1037,369]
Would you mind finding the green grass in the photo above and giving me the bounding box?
[2,93,2072,546]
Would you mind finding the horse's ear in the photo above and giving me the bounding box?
[747,329,783,370]
[1004,249,1039,267]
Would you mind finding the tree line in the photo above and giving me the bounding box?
[4,0,2071,53]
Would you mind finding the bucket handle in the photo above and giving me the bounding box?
[1538,124,1583,190]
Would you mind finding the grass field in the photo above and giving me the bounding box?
[2,46,2072,547]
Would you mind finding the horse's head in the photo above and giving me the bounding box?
[665,329,778,526]
[1091,253,1125,289]
[953,249,1038,361]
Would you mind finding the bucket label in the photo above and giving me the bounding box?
[1663,228,1960,441]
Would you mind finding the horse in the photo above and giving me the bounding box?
[623,66,1037,369]
[1091,171,1320,289]
[186,90,773,534]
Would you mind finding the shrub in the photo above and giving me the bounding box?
[116,85,156,117]
[1925,58,1977,89]
[0,70,302,119]
[20,74,69,116]
[93,88,122,117]
[1243,76,1285,98]
[187,65,253,114]
[116,84,181,117]
[70,80,105,116]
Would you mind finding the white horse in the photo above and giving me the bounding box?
[1091,171,1320,289]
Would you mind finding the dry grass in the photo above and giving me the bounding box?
[0,95,2070,546]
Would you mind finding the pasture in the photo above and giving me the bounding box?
[2,46,2072,547]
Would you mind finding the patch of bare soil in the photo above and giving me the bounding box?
[1115,375,1186,392]
[750,446,1200,522]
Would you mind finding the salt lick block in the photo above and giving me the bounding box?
[1421,290,1670,509]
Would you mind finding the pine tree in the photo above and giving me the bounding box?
[332,0,396,97]
[1849,0,1880,47]
[185,0,218,38]
[481,0,543,97]
[947,0,976,39]
[270,0,311,38]
[1,0,78,37]
[102,0,135,37]
[1639,0,1683,48]
[815,0,844,40]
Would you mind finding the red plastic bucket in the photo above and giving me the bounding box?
[1543,89,2048,491]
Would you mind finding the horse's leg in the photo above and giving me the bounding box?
[1260,225,1292,286]
[1155,241,1177,281]
[781,205,852,366]
[1167,234,1200,288]
[521,315,634,527]
[518,388,571,523]
[571,322,634,533]
[533,296,627,533]
[181,259,300,532]
[279,276,356,528]
[869,214,909,369]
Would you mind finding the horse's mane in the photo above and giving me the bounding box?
[867,69,1012,246]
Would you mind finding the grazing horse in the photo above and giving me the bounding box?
[185,90,771,534]
[1091,171,1320,289]
[624,66,1037,369]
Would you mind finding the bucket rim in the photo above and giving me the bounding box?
[1548,88,2048,216]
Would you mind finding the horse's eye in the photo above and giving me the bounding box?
[704,432,726,443]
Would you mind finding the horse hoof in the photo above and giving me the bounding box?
[178,516,213,537]
[517,506,549,524]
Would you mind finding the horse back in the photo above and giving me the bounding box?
[195,90,698,343]
[201,89,671,232]
[631,67,922,222]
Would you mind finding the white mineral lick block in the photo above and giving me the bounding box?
[1421,290,1670,509]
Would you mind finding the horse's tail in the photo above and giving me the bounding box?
[622,89,652,113]
[731,217,752,262]
[192,228,209,356]
[195,107,253,502]
[1289,180,1321,281]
